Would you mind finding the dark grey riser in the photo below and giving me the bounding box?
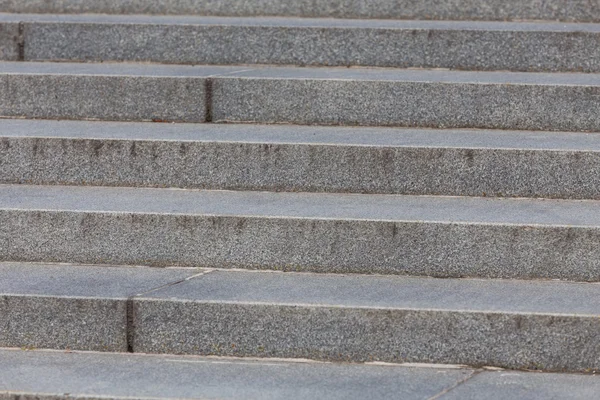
[3,262,600,372]
[1,184,600,281]
[3,119,600,200]
[1,62,600,132]
[1,15,598,72]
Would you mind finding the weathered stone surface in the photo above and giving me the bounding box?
[134,270,600,371]
[0,21,19,61]
[0,262,198,352]
[11,14,600,72]
[212,67,600,131]
[1,63,599,130]
[1,265,599,371]
[1,184,600,281]
[0,0,599,22]
[444,370,600,399]
[0,348,473,400]
[0,62,245,122]
[3,119,600,199]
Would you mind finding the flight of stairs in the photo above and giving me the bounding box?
[1,1,600,398]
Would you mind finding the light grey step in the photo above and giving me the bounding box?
[0,62,250,123]
[5,119,600,199]
[443,371,600,400]
[3,14,600,72]
[0,262,200,352]
[2,262,600,371]
[210,66,600,131]
[1,0,599,22]
[2,62,600,131]
[2,350,599,400]
[2,184,600,280]
[0,349,475,400]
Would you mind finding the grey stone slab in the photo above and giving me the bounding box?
[0,262,198,352]
[1,184,600,280]
[443,370,600,399]
[5,118,600,150]
[212,66,600,131]
[0,261,200,297]
[226,65,600,85]
[2,62,600,130]
[0,61,248,123]
[12,15,600,71]
[0,349,473,400]
[0,21,18,61]
[134,270,600,371]
[0,60,249,77]
[145,270,600,316]
[4,14,600,31]
[4,119,600,199]
[0,0,599,22]
[1,183,599,226]
[0,295,127,352]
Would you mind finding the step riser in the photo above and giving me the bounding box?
[2,209,600,281]
[2,71,600,131]
[2,293,598,372]
[213,78,600,131]
[134,300,599,372]
[0,296,127,352]
[0,22,18,61]
[3,136,600,199]
[1,0,599,22]
[0,74,206,122]
[14,22,600,73]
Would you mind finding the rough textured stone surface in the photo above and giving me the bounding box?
[0,262,198,352]
[0,0,599,22]
[212,67,600,131]
[1,266,599,371]
[0,349,473,400]
[444,370,600,399]
[0,296,127,352]
[2,62,600,130]
[12,14,600,72]
[0,22,19,61]
[0,62,246,122]
[134,270,600,371]
[1,184,600,280]
[0,262,199,297]
[4,119,600,199]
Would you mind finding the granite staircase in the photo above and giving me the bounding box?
[1,1,600,399]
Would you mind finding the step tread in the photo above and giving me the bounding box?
[0,262,200,298]
[141,269,600,316]
[5,119,600,151]
[1,183,600,227]
[2,349,598,400]
[2,61,599,85]
[3,262,599,316]
[4,12,600,32]
[0,61,249,76]
[1,0,599,23]
[0,348,459,400]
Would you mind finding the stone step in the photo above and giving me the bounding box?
[0,349,472,400]
[1,62,600,131]
[0,0,598,22]
[4,118,600,200]
[2,349,599,400]
[2,262,600,372]
[2,184,600,280]
[2,14,600,72]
